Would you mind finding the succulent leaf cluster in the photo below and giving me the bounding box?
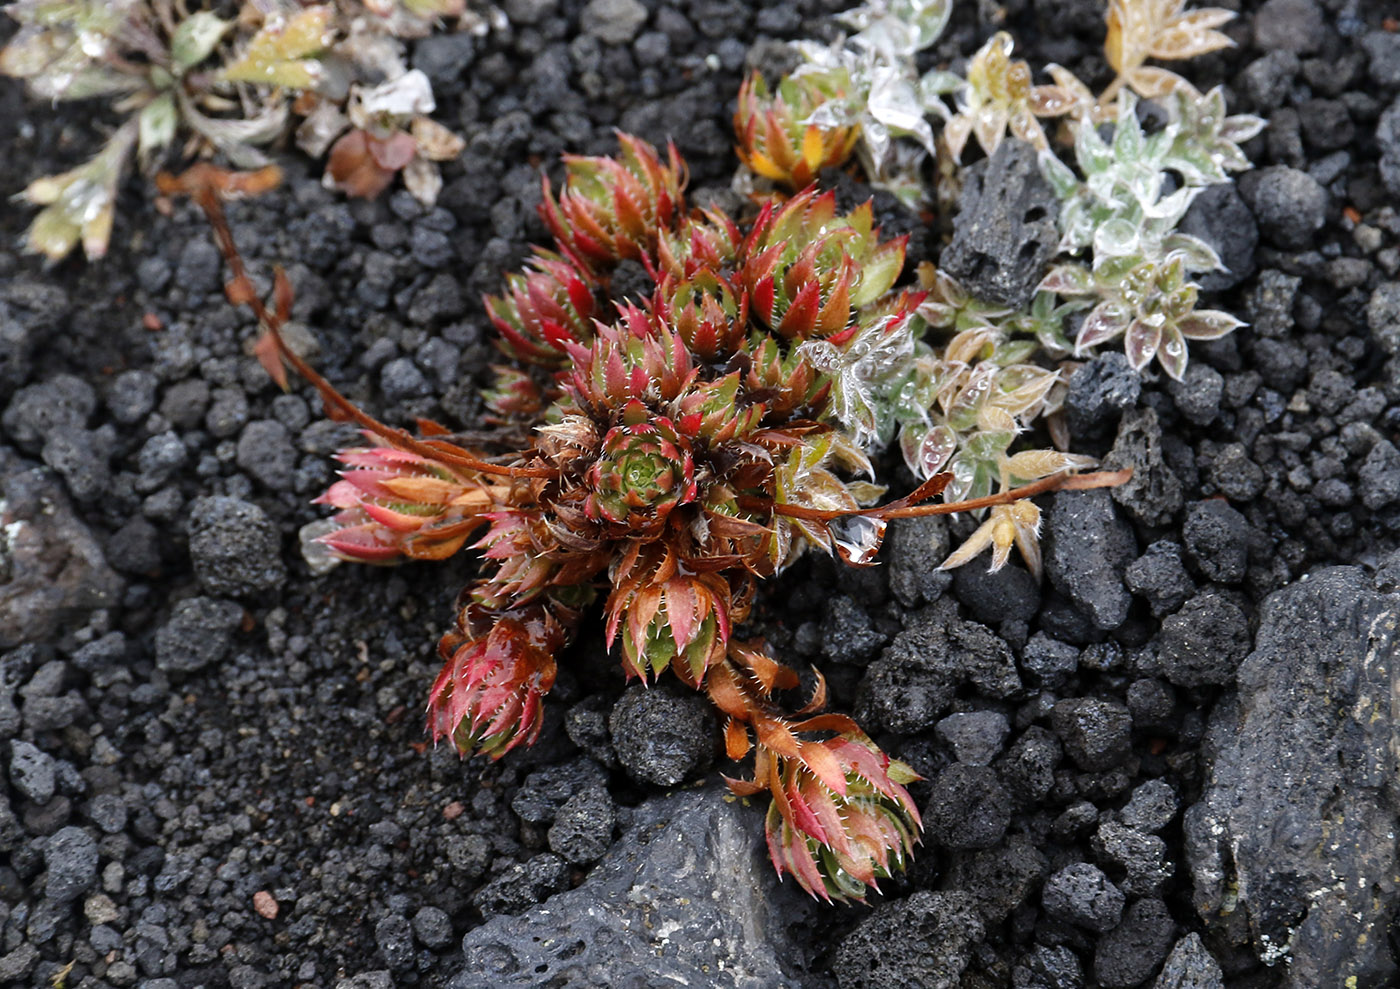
[161,0,1247,906]
[297,134,950,901]
[736,0,1260,572]
[1,0,468,261]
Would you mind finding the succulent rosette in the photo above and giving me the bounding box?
[200,129,1101,903]
[585,400,698,534]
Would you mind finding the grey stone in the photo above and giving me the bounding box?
[934,711,1010,766]
[188,496,286,597]
[41,428,109,503]
[1381,98,1400,199]
[2,373,95,452]
[941,138,1059,308]
[412,905,453,950]
[1253,0,1325,54]
[0,943,39,984]
[1120,779,1179,833]
[1369,283,1400,357]
[1362,30,1400,87]
[1065,353,1141,440]
[45,824,99,902]
[580,0,647,45]
[9,739,56,804]
[1093,820,1174,896]
[833,891,985,989]
[1043,489,1136,630]
[609,686,714,787]
[375,914,415,971]
[154,597,243,673]
[1359,440,1400,510]
[236,420,298,492]
[1185,567,1400,984]
[0,460,122,649]
[455,787,826,987]
[105,369,159,425]
[546,784,615,864]
[1152,934,1224,989]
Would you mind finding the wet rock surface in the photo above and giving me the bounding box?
[455,786,828,988]
[1186,567,1400,985]
[0,0,1398,985]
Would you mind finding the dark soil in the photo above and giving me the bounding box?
[3,0,1400,987]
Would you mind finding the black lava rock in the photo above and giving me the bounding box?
[1093,820,1173,896]
[887,516,953,608]
[952,562,1041,626]
[1253,0,1325,53]
[858,606,1020,734]
[1104,408,1184,528]
[546,785,615,864]
[44,825,99,903]
[1156,589,1251,688]
[1153,934,1224,989]
[455,787,821,987]
[1182,500,1249,584]
[934,711,1010,766]
[1120,779,1178,833]
[9,739,56,804]
[1166,363,1224,427]
[1041,861,1125,933]
[1186,567,1400,984]
[834,891,985,989]
[924,764,1012,850]
[995,726,1062,808]
[236,420,298,492]
[1020,633,1080,688]
[471,853,571,918]
[1093,898,1176,987]
[511,758,608,824]
[1050,698,1133,772]
[412,906,454,951]
[1178,183,1258,291]
[1065,353,1142,440]
[1240,165,1327,249]
[1043,490,1136,631]
[2,373,96,452]
[609,686,714,786]
[154,597,243,674]
[1125,541,1196,618]
[941,138,1059,308]
[187,496,287,598]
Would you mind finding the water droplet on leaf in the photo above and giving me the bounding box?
[832,515,887,566]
